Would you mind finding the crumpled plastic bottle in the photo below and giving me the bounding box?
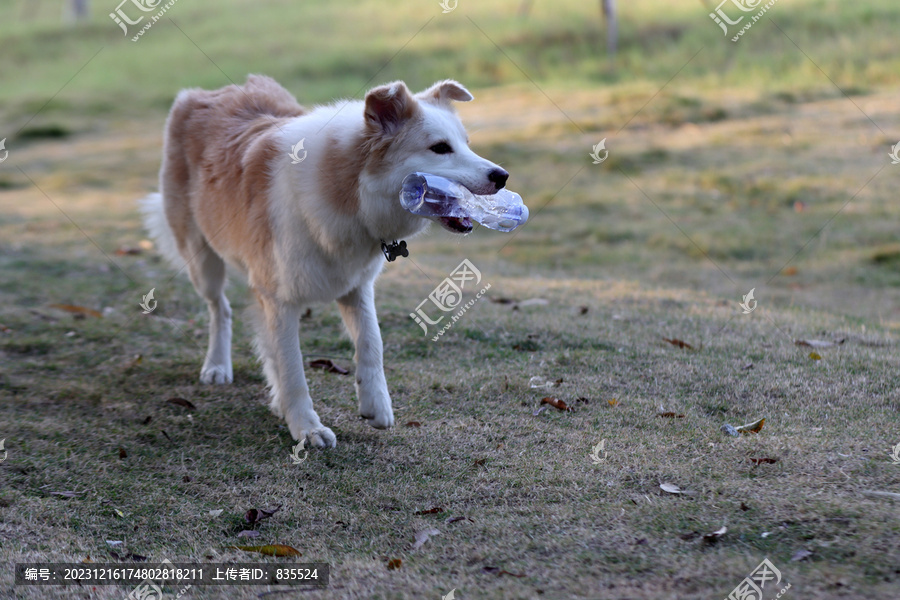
[399,172,529,233]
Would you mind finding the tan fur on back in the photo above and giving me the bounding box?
[161,75,306,293]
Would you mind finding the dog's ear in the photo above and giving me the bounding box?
[417,80,474,105]
[364,81,418,136]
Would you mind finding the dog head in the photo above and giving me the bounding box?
[363,80,507,234]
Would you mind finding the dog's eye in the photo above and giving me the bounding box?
[429,142,453,154]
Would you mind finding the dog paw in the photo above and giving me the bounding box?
[361,408,394,429]
[200,364,233,384]
[298,426,337,449]
[358,385,394,429]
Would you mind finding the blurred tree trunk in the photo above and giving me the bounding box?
[518,0,532,17]
[518,0,618,58]
[601,0,617,57]
[67,0,89,21]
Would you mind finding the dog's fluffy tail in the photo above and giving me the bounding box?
[139,193,186,272]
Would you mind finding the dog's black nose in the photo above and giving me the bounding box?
[488,168,509,190]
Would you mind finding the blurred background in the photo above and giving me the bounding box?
[1,0,899,323]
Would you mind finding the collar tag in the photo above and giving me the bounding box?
[381,240,409,262]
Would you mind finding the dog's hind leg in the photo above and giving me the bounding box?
[254,292,336,448]
[336,281,394,429]
[182,233,233,385]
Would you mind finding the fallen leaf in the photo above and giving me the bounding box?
[208,509,223,517]
[245,505,281,525]
[540,397,571,412]
[578,306,589,315]
[109,551,147,562]
[414,507,445,515]
[791,549,813,562]
[118,447,127,459]
[660,483,683,494]
[516,298,549,307]
[808,352,822,360]
[735,417,765,434]
[658,412,686,419]
[607,399,618,406]
[663,337,694,350]
[782,266,798,276]
[482,566,525,577]
[489,297,517,304]
[740,502,750,511]
[229,544,301,557]
[106,541,124,547]
[114,509,125,518]
[532,406,548,416]
[115,246,143,256]
[412,528,441,551]
[141,416,152,425]
[795,338,844,349]
[405,421,422,427]
[761,531,773,538]
[741,363,754,370]
[528,376,557,389]
[702,526,727,544]
[308,359,349,375]
[123,354,142,370]
[49,491,79,498]
[237,530,260,538]
[387,558,402,570]
[49,304,103,318]
[445,516,473,524]
[750,457,778,465]
[166,397,196,410]
[182,475,191,483]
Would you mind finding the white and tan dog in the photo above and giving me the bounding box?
[141,75,508,448]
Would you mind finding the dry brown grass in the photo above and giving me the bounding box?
[2,64,900,600]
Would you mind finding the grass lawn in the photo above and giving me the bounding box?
[1,0,900,598]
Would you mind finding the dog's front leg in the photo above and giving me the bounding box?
[337,283,394,429]
[256,294,337,448]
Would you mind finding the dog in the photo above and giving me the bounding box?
[141,75,509,448]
